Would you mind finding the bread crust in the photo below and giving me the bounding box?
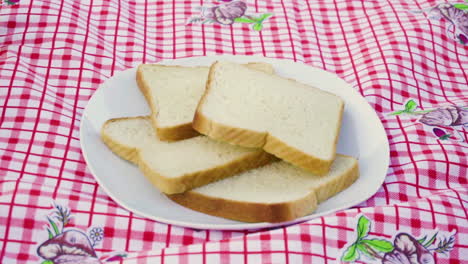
[168,189,318,223]
[315,156,359,203]
[154,121,200,142]
[168,157,359,223]
[136,63,274,142]
[193,62,343,175]
[101,116,276,194]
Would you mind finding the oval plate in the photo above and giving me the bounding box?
[80,55,389,230]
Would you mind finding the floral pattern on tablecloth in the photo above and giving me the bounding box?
[412,1,468,45]
[187,0,273,31]
[391,100,468,143]
[341,215,456,263]
[36,204,126,264]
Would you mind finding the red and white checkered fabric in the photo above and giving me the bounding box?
[1,0,467,263]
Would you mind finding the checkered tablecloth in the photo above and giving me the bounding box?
[1,0,467,263]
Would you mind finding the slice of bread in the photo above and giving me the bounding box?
[193,61,344,175]
[136,62,274,141]
[168,155,359,223]
[101,116,275,194]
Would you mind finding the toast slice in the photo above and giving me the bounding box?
[193,61,344,175]
[168,155,359,223]
[101,116,275,194]
[136,62,274,141]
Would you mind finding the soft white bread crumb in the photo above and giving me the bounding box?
[193,61,344,175]
[137,62,274,141]
[101,116,274,194]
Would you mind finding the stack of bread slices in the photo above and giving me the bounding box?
[101,61,359,223]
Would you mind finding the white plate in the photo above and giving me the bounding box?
[80,55,389,230]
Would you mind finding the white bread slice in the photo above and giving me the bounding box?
[136,62,274,141]
[168,155,359,223]
[101,116,275,194]
[193,61,344,175]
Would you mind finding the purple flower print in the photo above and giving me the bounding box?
[382,233,435,264]
[214,1,247,24]
[341,215,456,263]
[36,204,119,264]
[391,100,468,143]
[37,230,99,262]
[419,107,454,126]
[201,6,217,20]
[436,4,468,35]
[188,0,272,31]
[459,33,468,44]
[201,1,246,25]
[432,128,452,140]
[382,249,412,264]
[419,106,468,127]
[417,3,468,45]
[433,127,447,138]
[36,204,130,264]
[454,107,468,126]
